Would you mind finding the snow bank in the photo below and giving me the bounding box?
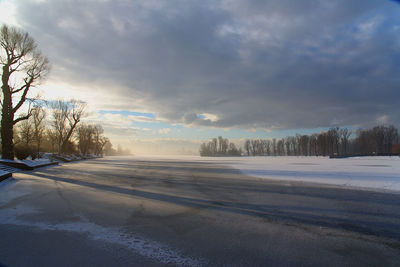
[21,158,53,167]
[226,156,400,192]
[0,158,53,167]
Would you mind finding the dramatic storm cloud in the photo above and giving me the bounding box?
[3,0,400,131]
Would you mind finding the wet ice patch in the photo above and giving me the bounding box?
[0,206,204,267]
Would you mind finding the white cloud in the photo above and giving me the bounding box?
[4,0,399,133]
[355,16,383,40]
[200,113,219,122]
[0,0,18,26]
[158,128,171,134]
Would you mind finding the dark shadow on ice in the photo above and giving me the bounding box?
[32,171,400,240]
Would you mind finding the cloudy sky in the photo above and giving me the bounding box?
[1,0,399,154]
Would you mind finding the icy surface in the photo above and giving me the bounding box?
[0,207,203,267]
[0,174,204,266]
[130,155,400,192]
[1,155,399,265]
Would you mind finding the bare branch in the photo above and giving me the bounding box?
[12,76,33,113]
[1,24,50,159]
[13,113,31,125]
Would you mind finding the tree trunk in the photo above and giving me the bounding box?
[37,140,41,157]
[1,64,14,160]
[58,142,61,155]
[61,120,79,154]
[1,90,14,159]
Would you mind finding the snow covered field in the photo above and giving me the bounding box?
[131,155,400,192]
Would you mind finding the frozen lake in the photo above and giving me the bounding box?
[130,155,400,192]
[1,156,400,266]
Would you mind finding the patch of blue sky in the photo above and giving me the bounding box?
[99,110,156,119]
[99,109,358,140]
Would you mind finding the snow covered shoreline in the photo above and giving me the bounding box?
[228,156,400,192]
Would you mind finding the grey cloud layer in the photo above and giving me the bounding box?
[13,0,400,129]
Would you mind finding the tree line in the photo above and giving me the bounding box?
[1,24,129,160]
[200,136,242,156]
[10,97,126,160]
[200,125,400,157]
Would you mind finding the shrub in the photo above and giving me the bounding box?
[14,145,32,160]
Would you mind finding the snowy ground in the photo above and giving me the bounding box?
[0,158,54,167]
[130,155,400,192]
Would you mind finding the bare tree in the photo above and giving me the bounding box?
[200,137,241,157]
[339,128,351,155]
[309,134,318,156]
[277,139,284,156]
[61,99,86,152]
[51,100,69,154]
[46,129,57,153]
[244,139,251,156]
[211,138,217,155]
[289,136,297,156]
[251,139,258,156]
[299,135,309,156]
[97,137,109,156]
[51,99,85,154]
[217,136,229,155]
[284,138,291,156]
[317,133,327,156]
[272,138,277,156]
[327,128,340,156]
[227,142,241,156]
[295,134,301,156]
[103,139,115,156]
[93,125,108,155]
[262,139,271,156]
[0,24,50,159]
[385,125,398,154]
[32,105,46,155]
[17,119,34,146]
[76,123,94,155]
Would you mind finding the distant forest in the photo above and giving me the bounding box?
[200,136,242,157]
[200,125,400,157]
